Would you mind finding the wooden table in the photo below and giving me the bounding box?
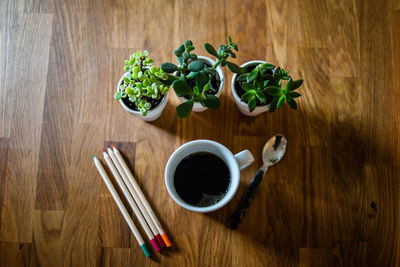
[1,0,399,266]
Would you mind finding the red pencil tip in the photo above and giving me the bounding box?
[102,149,105,153]
[112,145,115,149]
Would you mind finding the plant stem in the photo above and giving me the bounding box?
[212,59,221,70]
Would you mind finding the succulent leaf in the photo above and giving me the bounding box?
[290,79,303,91]
[248,96,257,112]
[225,61,242,74]
[237,73,248,82]
[176,99,194,118]
[265,86,282,96]
[286,97,297,109]
[288,91,301,98]
[247,68,259,82]
[114,91,122,100]
[161,63,178,73]
[172,80,193,96]
[241,91,254,102]
[186,71,199,78]
[204,94,220,109]
[188,60,204,72]
[277,95,286,108]
[204,43,218,57]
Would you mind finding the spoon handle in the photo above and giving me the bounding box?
[227,168,266,229]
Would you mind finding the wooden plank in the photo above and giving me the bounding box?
[34,2,75,210]
[0,241,38,267]
[99,247,144,267]
[299,248,336,267]
[302,147,333,248]
[326,0,360,77]
[34,0,94,210]
[31,210,64,267]
[0,138,9,212]
[266,0,300,68]
[389,10,400,266]
[333,241,367,266]
[111,0,175,51]
[297,0,329,48]
[387,0,400,10]
[0,0,24,138]
[266,184,304,266]
[0,12,52,242]
[23,0,54,13]
[362,164,398,265]
[357,2,399,265]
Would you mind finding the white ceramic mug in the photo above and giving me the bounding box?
[164,140,254,213]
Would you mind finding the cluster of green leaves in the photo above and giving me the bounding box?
[114,51,170,116]
[237,63,303,112]
[161,36,240,118]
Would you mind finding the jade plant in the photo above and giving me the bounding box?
[236,64,303,112]
[161,36,240,118]
[114,51,170,116]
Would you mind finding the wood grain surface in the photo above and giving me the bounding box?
[1,0,399,266]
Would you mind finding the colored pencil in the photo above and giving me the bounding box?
[93,155,151,258]
[112,145,172,247]
[107,147,165,248]
[103,151,161,252]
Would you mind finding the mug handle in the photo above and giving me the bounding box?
[234,150,254,170]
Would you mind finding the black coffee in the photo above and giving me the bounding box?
[174,152,231,207]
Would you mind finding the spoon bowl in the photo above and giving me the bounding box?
[262,134,287,169]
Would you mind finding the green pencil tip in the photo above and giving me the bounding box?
[141,244,151,258]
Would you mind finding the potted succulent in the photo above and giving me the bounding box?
[160,36,240,118]
[114,51,171,122]
[230,61,303,116]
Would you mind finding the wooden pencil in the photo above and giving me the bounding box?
[107,147,165,248]
[93,155,151,258]
[112,145,172,247]
[102,151,161,252]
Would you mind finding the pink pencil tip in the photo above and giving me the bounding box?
[150,238,161,252]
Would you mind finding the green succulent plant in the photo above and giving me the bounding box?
[114,51,170,116]
[161,36,240,118]
[236,63,303,112]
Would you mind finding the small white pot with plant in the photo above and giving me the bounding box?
[175,55,224,113]
[231,60,304,116]
[114,51,171,122]
[160,36,240,118]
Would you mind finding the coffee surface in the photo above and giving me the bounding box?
[174,152,230,207]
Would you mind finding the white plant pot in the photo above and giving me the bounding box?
[231,60,271,117]
[176,56,225,112]
[117,74,169,122]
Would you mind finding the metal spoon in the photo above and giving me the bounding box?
[227,134,287,229]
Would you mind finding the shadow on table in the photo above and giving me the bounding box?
[201,106,392,264]
[148,90,264,147]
